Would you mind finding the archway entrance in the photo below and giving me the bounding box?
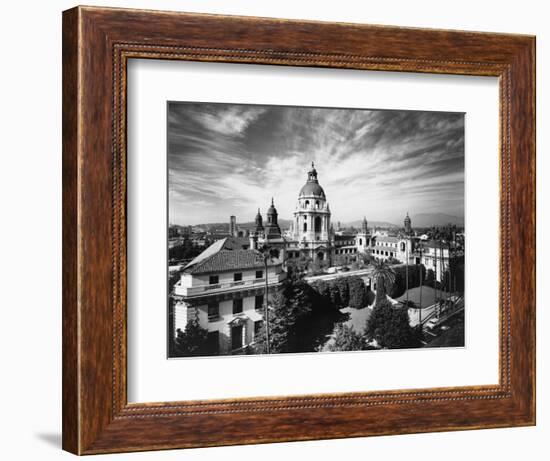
[317,251,324,261]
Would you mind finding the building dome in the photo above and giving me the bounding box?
[267,197,277,215]
[299,182,326,198]
[299,162,326,198]
[254,208,264,232]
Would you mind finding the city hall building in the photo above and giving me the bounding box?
[171,163,428,354]
[250,162,372,265]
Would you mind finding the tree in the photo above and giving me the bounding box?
[309,279,334,311]
[168,238,203,262]
[425,268,435,286]
[335,277,350,307]
[326,324,365,352]
[326,281,340,308]
[372,260,396,305]
[348,276,368,309]
[365,299,415,349]
[285,254,311,281]
[172,315,209,357]
[358,252,374,267]
[253,279,315,354]
[255,243,280,354]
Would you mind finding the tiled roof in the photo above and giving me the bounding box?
[376,235,399,243]
[373,245,398,252]
[183,238,228,270]
[183,237,280,275]
[186,250,281,275]
[422,240,451,249]
[334,234,355,241]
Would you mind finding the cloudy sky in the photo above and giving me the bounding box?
[168,102,464,226]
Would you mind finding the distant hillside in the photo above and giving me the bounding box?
[176,213,463,231]
[183,219,294,231]
[411,213,464,227]
[239,219,293,229]
[344,220,399,229]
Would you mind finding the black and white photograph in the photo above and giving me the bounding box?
[167,102,466,358]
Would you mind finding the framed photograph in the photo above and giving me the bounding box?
[62,6,535,455]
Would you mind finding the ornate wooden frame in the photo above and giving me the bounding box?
[62,6,536,455]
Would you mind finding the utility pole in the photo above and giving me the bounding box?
[264,255,270,354]
[405,240,409,308]
[419,245,423,325]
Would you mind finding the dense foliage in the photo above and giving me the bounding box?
[253,279,316,353]
[326,324,366,352]
[372,260,396,304]
[171,316,209,357]
[365,299,420,349]
[168,239,204,262]
[309,275,369,310]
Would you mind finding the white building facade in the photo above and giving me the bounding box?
[172,238,286,355]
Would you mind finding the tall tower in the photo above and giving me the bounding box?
[264,198,282,239]
[404,212,412,235]
[293,162,331,261]
[229,215,238,237]
[254,208,264,237]
[356,216,371,253]
[362,216,368,234]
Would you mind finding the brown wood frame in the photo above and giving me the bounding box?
[62,5,536,455]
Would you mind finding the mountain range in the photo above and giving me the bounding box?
[178,212,463,231]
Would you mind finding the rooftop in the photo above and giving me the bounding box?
[183,237,280,275]
[395,286,439,309]
[375,235,399,243]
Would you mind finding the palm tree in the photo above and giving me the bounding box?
[371,260,396,305]
[255,243,280,354]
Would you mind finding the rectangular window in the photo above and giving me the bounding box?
[255,295,264,310]
[209,275,219,285]
[303,223,307,232]
[256,270,263,279]
[233,298,243,314]
[233,272,242,282]
[207,302,219,321]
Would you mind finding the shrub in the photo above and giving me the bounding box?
[365,300,416,349]
[326,324,365,352]
[172,317,209,357]
[348,276,368,309]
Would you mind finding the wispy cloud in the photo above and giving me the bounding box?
[168,102,464,225]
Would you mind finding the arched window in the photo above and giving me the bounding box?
[303,222,307,232]
[314,216,322,233]
[315,200,319,208]
[305,200,310,207]
[359,238,362,245]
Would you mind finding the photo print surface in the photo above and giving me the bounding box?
[167,102,465,358]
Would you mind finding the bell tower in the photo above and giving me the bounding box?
[293,162,332,262]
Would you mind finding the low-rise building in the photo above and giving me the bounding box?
[172,237,286,355]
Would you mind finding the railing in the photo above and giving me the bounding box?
[174,274,285,297]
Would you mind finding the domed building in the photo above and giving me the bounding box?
[249,162,374,267]
[288,162,333,263]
